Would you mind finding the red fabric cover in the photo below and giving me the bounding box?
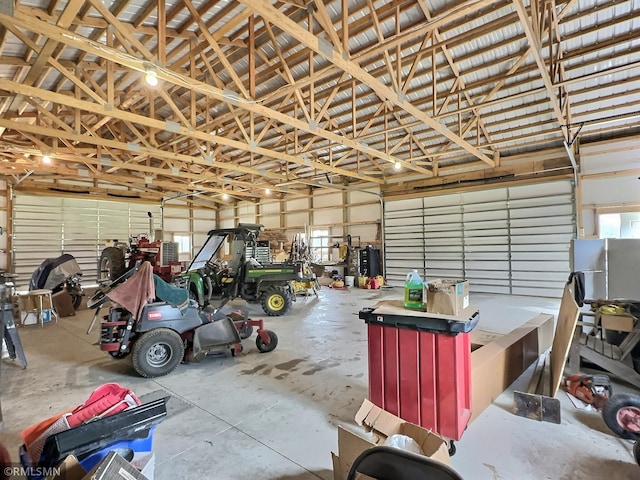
[66,383,141,428]
[107,261,155,319]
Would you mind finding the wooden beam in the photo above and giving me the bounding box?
[513,0,566,127]
[238,0,495,167]
[0,80,384,186]
[0,12,398,178]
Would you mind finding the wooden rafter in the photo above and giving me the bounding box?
[0,0,637,201]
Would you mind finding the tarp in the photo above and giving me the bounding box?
[29,254,82,291]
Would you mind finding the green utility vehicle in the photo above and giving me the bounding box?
[175,224,307,316]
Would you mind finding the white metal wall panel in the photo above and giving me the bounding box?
[285,212,308,228]
[13,195,161,288]
[13,196,64,287]
[313,192,342,208]
[218,206,235,229]
[508,182,573,296]
[350,224,378,244]
[260,215,281,229]
[349,203,379,222]
[384,180,575,298]
[349,189,380,204]
[286,198,308,211]
[163,205,190,229]
[192,219,214,233]
[261,201,281,214]
[384,197,425,281]
[315,208,343,225]
[237,202,256,224]
[62,198,99,284]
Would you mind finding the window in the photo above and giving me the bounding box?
[310,230,329,262]
[598,212,640,239]
[174,235,191,254]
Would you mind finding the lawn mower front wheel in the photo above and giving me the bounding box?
[132,328,184,378]
[256,330,278,353]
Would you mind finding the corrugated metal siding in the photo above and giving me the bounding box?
[384,180,575,298]
[13,195,161,289]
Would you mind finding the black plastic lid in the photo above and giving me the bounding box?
[359,306,479,335]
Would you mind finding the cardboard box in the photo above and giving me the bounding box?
[426,279,469,316]
[331,399,450,480]
[469,313,555,422]
[46,455,86,480]
[600,313,635,332]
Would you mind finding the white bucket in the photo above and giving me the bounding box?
[345,276,355,287]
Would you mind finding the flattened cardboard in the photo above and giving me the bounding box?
[550,286,580,397]
[332,400,450,480]
[426,279,469,316]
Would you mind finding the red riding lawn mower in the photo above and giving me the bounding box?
[87,261,278,378]
[98,212,182,284]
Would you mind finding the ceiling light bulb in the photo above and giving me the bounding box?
[43,155,51,164]
[394,161,402,170]
[145,70,158,86]
[222,193,229,201]
[265,188,271,195]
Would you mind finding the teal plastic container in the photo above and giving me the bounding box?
[404,269,424,309]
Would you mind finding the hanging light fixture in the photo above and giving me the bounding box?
[394,161,402,170]
[265,188,271,195]
[42,155,51,164]
[222,193,229,201]
[145,68,158,87]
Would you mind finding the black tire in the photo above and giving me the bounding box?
[71,294,83,310]
[132,328,184,378]
[602,394,640,440]
[256,330,278,353]
[634,441,640,466]
[261,286,292,316]
[98,247,126,283]
[238,324,254,339]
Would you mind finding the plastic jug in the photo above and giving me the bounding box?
[404,270,424,309]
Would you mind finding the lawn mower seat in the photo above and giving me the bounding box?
[346,446,464,480]
[153,274,192,312]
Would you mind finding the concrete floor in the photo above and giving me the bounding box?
[1,286,638,479]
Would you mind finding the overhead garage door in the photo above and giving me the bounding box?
[12,195,161,289]
[384,180,575,297]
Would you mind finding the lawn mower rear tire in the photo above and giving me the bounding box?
[132,328,184,378]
